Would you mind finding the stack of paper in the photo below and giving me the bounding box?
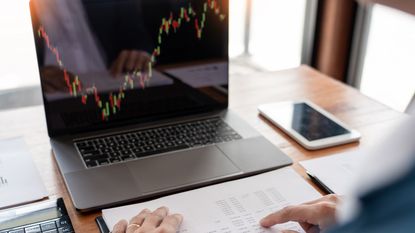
[103,167,321,233]
[0,138,48,210]
[300,151,361,195]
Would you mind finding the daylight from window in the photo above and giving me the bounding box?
[0,0,306,92]
[360,4,415,112]
[230,0,306,71]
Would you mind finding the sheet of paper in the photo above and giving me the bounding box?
[165,62,228,88]
[103,167,321,233]
[300,151,362,195]
[0,138,48,210]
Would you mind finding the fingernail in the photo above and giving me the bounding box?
[173,214,183,222]
[159,206,169,212]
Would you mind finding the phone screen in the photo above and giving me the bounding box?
[283,103,350,141]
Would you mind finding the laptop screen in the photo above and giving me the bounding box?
[30,0,229,136]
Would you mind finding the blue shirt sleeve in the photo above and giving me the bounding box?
[327,163,415,233]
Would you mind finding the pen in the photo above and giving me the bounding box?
[306,171,334,194]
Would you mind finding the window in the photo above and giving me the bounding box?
[0,0,312,110]
[230,0,308,71]
[355,4,415,112]
[0,0,39,92]
[249,0,307,70]
[229,0,247,58]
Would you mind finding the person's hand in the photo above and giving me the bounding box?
[112,207,183,233]
[110,50,151,76]
[40,66,75,93]
[260,194,341,233]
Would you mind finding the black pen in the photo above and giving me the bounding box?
[306,171,334,194]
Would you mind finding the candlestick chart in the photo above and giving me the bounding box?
[38,0,226,121]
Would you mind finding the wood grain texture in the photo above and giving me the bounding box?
[0,65,407,232]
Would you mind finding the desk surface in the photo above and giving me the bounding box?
[0,65,407,232]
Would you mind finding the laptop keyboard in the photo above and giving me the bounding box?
[74,118,243,168]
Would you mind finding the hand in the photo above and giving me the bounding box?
[40,66,75,93]
[110,50,152,76]
[260,194,341,233]
[112,207,183,233]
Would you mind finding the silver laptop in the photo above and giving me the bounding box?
[29,0,292,211]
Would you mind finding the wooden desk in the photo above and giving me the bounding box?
[0,65,407,232]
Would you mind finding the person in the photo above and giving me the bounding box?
[107,0,414,231]
[110,116,415,233]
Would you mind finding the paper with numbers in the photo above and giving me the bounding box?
[103,167,321,233]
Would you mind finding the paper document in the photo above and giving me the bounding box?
[300,151,362,195]
[103,167,321,233]
[0,138,48,210]
[165,62,228,88]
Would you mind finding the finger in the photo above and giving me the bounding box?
[112,219,127,233]
[47,78,67,91]
[303,195,332,205]
[314,202,337,229]
[129,208,151,225]
[126,51,139,71]
[140,206,169,230]
[157,214,183,233]
[260,205,317,228]
[303,194,340,207]
[281,230,299,233]
[126,223,140,233]
[111,50,129,76]
[326,194,342,203]
[299,222,312,231]
[142,55,152,74]
[42,83,57,93]
[42,75,68,92]
[134,52,147,72]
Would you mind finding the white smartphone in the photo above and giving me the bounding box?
[258,100,361,150]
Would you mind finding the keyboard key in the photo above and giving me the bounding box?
[25,225,41,233]
[85,160,98,168]
[97,159,109,165]
[109,157,121,163]
[8,229,24,233]
[83,154,107,161]
[58,227,73,233]
[56,217,71,228]
[120,155,135,161]
[41,222,57,231]
[44,230,58,233]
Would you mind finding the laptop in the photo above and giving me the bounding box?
[29,0,292,212]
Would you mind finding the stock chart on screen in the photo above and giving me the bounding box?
[31,0,229,134]
[36,0,227,122]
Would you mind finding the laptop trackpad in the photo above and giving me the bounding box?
[127,146,241,194]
